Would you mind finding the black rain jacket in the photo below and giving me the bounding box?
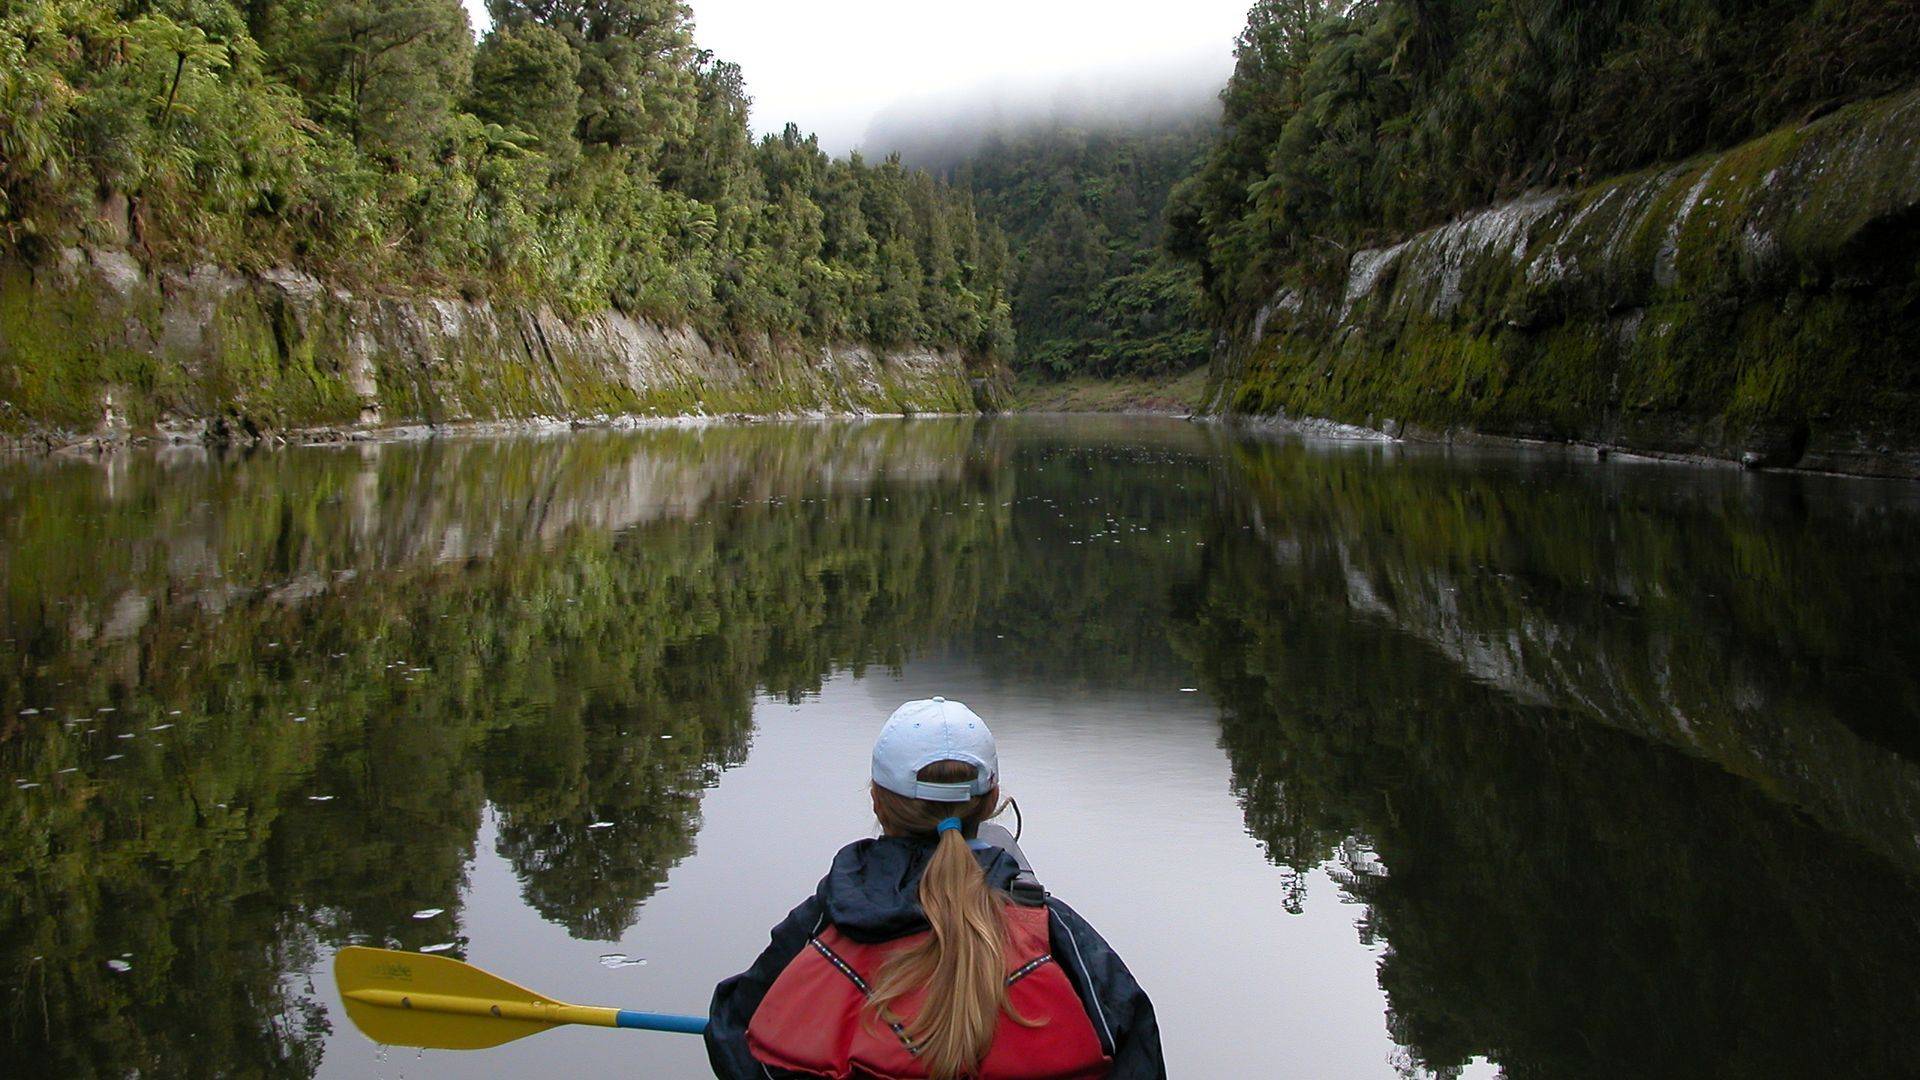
[705,835,1165,1079]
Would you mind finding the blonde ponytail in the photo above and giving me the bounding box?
[868,761,1042,1078]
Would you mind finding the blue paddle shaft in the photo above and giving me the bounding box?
[615,1010,708,1034]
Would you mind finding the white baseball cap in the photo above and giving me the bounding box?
[871,697,998,803]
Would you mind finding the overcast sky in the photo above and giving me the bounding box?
[462,0,1252,153]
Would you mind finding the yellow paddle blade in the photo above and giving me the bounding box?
[333,946,575,1050]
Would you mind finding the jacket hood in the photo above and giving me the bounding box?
[817,835,1023,943]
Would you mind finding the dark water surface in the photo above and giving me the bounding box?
[4,417,1919,1079]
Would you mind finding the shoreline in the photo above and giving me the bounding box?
[1,408,975,458]
[13,403,1917,483]
[1213,411,1920,483]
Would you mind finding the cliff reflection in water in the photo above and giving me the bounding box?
[1185,438,1920,1077]
[1,419,1918,1078]
[0,423,1024,1078]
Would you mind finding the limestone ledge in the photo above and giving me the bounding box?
[1215,86,1920,479]
[0,251,990,450]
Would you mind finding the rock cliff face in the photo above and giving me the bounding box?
[0,251,988,447]
[1214,87,1920,477]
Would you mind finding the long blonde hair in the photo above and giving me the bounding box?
[867,760,1042,1079]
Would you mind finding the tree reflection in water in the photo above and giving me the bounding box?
[1186,437,1920,1078]
[2,419,1917,1078]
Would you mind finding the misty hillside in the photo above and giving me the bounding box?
[946,123,1215,380]
[860,63,1226,382]
[861,57,1226,174]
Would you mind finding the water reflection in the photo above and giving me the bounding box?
[1185,439,1920,1077]
[1,419,1917,1077]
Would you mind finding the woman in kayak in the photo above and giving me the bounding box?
[706,696,1164,1079]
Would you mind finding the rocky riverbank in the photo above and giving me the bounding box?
[0,251,994,451]
[1210,87,1920,479]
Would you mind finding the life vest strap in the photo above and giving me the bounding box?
[808,936,871,995]
[808,934,920,1056]
[1006,953,1054,986]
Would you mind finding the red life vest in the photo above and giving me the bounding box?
[747,902,1112,1080]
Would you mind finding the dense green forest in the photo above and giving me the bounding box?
[0,1,1013,356]
[943,123,1214,379]
[1168,0,1920,320]
[6,0,1914,411]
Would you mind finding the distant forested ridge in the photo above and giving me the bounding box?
[0,1,1013,359]
[934,121,1215,379]
[1169,0,1920,319]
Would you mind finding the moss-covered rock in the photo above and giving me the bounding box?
[0,253,981,448]
[1214,86,1920,478]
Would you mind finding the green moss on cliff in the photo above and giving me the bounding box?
[204,292,364,429]
[0,264,168,434]
[0,257,982,444]
[1219,87,1920,473]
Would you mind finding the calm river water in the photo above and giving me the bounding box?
[4,417,1919,1078]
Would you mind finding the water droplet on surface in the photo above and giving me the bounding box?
[587,821,614,830]
[105,959,131,973]
[419,943,455,954]
[411,908,444,920]
[308,795,335,802]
